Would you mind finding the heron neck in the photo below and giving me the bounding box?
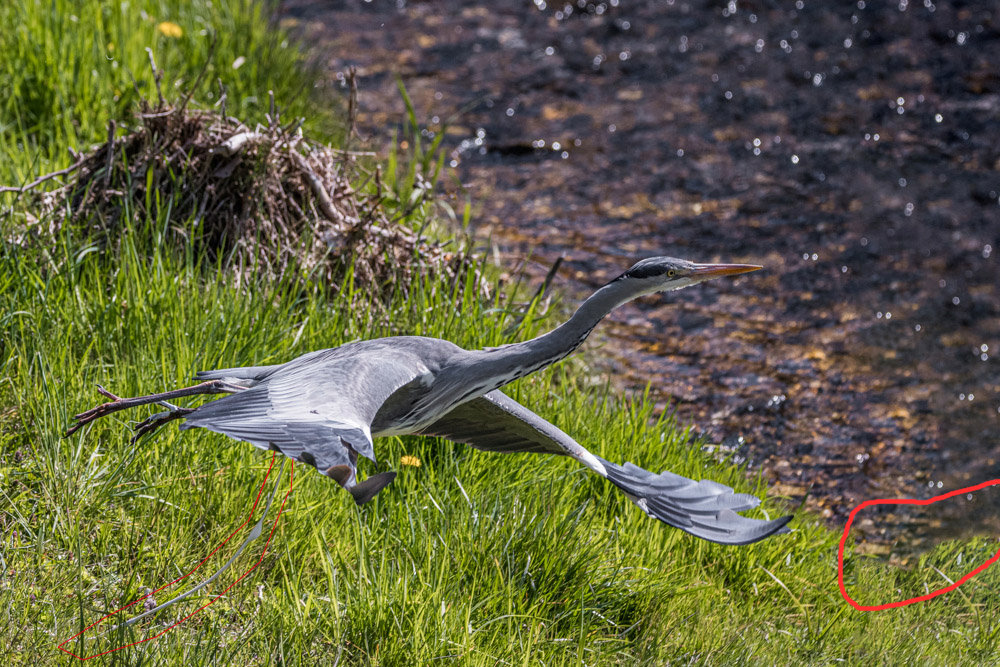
[480,278,638,382]
[400,278,640,430]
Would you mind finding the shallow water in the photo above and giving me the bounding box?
[280,0,1000,548]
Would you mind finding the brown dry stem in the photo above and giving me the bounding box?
[5,82,486,311]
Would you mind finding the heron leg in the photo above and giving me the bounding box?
[66,380,243,437]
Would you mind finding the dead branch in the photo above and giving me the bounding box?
[5,74,489,309]
[0,157,86,194]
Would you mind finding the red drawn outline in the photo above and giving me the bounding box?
[57,453,295,659]
[838,479,1000,611]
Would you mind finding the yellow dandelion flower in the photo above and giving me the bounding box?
[400,455,421,468]
[156,21,183,38]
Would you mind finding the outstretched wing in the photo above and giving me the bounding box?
[180,385,372,473]
[182,341,447,476]
[419,390,791,545]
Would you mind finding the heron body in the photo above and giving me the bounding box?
[70,257,792,546]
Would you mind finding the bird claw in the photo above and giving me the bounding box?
[65,384,191,439]
[130,407,194,443]
[131,410,172,439]
[65,397,126,436]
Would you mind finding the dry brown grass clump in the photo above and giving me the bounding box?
[4,79,484,301]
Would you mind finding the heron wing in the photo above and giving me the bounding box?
[180,385,372,474]
[181,340,454,472]
[419,390,791,545]
[194,364,281,384]
[418,390,581,456]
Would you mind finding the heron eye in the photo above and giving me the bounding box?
[667,270,676,277]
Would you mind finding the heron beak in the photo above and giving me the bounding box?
[690,263,763,279]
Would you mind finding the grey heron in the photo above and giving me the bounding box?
[68,257,791,547]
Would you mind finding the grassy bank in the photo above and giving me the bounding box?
[2,1,999,664]
[0,0,336,184]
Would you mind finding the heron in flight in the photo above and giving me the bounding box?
[69,257,791,547]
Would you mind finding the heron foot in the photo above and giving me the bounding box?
[131,406,195,443]
[64,385,127,436]
[65,380,238,438]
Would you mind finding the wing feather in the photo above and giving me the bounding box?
[419,390,791,545]
[180,341,445,471]
[194,365,280,383]
[418,390,590,459]
[180,387,366,473]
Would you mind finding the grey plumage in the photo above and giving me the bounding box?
[69,256,792,546]
[417,390,786,544]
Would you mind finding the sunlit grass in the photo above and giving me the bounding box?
[3,190,999,665]
[1,1,999,664]
[0,0,339,185]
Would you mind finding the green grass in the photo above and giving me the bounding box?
[0,0,338,185]
[2,1,1000,664]
[4,219,1000,665]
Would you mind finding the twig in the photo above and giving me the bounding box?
[280,116,305,140]
[346,66,359,146]
[0,157,86,194]
[95,384,122,401]
[329,148,377,157]
[213,132,263,157]
[103,120,117,185]
[138,109,175,119]
[290,151,344,224]
[146,48,164,106]
[126,67,144,107]
[215,77,228,118]
[177,32,216,116]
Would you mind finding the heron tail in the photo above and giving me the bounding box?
[594,457,792,545]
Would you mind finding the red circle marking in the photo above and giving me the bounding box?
[837,479,1000,611]
[57,453,295,659]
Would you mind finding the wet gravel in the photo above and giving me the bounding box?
[279,0,1000,548]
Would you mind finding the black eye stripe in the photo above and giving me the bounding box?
[623,264,668,280]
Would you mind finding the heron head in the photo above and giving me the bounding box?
[613,257,762,295]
